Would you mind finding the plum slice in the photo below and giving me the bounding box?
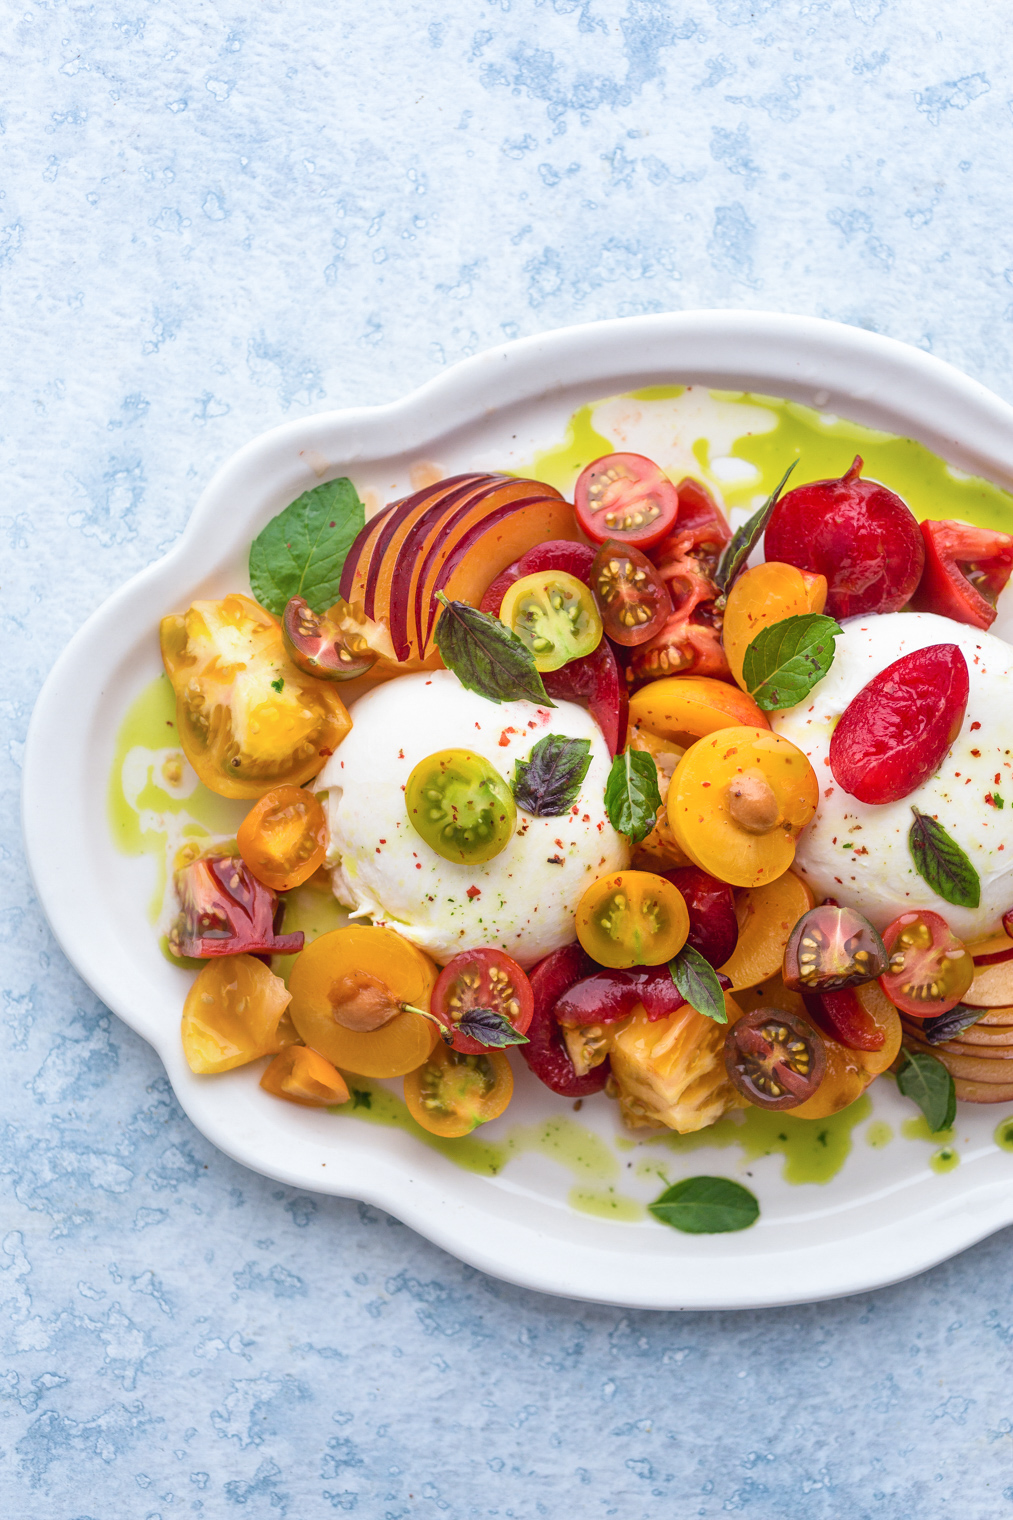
[541,638,626,756]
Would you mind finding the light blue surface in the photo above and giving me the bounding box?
[5,2,1013,1513]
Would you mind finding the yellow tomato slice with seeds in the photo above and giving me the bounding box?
[575,869,690,969]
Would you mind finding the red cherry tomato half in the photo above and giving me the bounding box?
[661,867,738,968]
[521,943,608,1096]
[431,948,534,1054]
[574,453,679,549]
[829,644,969,805]
[910,519,1013,632]
[879,910,974,1017]
[542,638,627,757]
[763,456,924,619]
[590,539,673,647]
[479,541,596,616]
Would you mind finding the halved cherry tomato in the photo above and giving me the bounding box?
[431,949,534,1054]
[479,541,596,616]
[405,749,516,865]
[288,925,440,1077]
[782,905,888,993]
[829,644,968,805]
[237,785,328,892]
[590,539,673,647]
[574,453,679,549]
[521,943,608,1096]
[282,595,395,680]
[542,639,626,757]
[499,570,602,672]
[661,867,738,968]
[181,954,294,1074]
[404,1043,513,1137]
[724,1007,826,1110]
[576,870,690,969]
[879,910,974,1017]
[160,594,351,799]
[260,1045,350,1107]
[910,520,1013,631]
[168,853,305,959]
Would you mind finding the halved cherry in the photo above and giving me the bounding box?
[282,595,394,680]
[574,452,679,548]
[910,519,1013,631]
[521,943,608,1096]
[724,1007,826,1111]
[879,910,974,1017]
[430,948,533,1054]
[554,964,690,1027]
[590,539,673,647]
[783,905,888,993]
[802,985,887,1052]
[661,867,738,968]
[829,644,969,806]
[542,639,626,756]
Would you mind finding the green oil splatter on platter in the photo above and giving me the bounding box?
[995,1117,1013,1152]
[865,1121,894,1150]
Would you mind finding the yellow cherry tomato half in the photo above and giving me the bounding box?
[404,1043,514,1138]
[181,953,292,1074]
[288,924,439,1078]
[237,784,328,892]
[499,570,603,672]
[668,726,818,889]
[576,869,690,969]
[260,1045,350,1108]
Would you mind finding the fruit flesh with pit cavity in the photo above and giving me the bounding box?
[521,943,609,1097]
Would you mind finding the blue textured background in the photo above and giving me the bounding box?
[6,2,1013,1514]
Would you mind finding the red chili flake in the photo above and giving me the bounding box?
[971,721,981,731]
[554,838,564,849]
[824,788,835,799]
[498,727,518,747]
[416,863,422,870]
[986,794,997,807]
[466,885,481,900]
[997,774,1003,785]
[398,748,405,759]
[319,748,334,759]
[582,813,590,823]
[379,839,386,845]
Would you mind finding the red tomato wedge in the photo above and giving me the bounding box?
[829,644,969,805]
[910,519,1013,631]
[574,453,679,548]
[430,949,534,1054]
[168,855,305,960]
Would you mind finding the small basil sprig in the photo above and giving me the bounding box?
[649,1176,759,1234]
[669,945,728,1024]
[420,1005,529,1049]
[896,1049,956,1133]
[908,808,981,909]
[604,749,662,844]
[741,613,843,711]
[249,477,365,616]
[434,592,553,707]
[715,460,797,595]
[513,734,592,817]
[921,1004,984,1046]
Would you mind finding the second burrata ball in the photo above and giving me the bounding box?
[317,670,629,966]
[772,612,1013,941]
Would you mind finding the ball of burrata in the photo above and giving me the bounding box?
[316,670,629,966]
[772,612,1013,941]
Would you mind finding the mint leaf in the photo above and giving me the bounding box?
[434,593,553,707]
[669,945,728,1024]
[649,1176,759,1234]
[908,808,981,909]
[513,734,592,817]
[896,1049,956,1132]
[604,749,662,844]
[457,1007,530,1048]
[715,460,797,594]
[742,613,843,711]
[249,478,365,616]
[921,1004,984,1046]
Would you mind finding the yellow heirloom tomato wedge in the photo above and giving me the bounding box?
[404,1044,514,1138]
[181,954,293,1074]
[722,561,828,690]
[288,924,440,1078]
[668,727,819,890]
[576,870,690,968]
[160,593,351,800]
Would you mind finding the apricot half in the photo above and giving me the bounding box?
[722,561,828,690]
[717,871,815,990]
[668,727,819,889]
[627,675,770,753]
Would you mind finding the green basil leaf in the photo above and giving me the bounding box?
[649,1175,759,1234]
[908,808,981,909]
[457,1006,530,1048]
[513,734,592,817]
[715,460,797,594]
[249,478,365,616]
[921,1004,984,1046]
[741,612,843,711]
[896,1049,956,1133]
[604,749,662,844]
[433,593,553,706]
[668,945,728,1024]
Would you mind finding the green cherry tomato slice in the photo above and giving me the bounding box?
[405,748,516,864]
[498,570,603,673]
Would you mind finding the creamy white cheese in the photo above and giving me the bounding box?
[772,612,1013,941]
[318,670,629,966]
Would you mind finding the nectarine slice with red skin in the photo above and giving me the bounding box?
[362,474,489,619]
[339,502,397,605]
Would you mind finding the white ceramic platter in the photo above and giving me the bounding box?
[23,312,1013,1310]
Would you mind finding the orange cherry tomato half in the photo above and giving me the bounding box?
[574,453,680,548]
[260,1045,350,1108]
[879,910,974,1018]
[404,1043,514,1138]
[237,785,328,892]
[431,948,534,1054]
[576,870,690,969]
